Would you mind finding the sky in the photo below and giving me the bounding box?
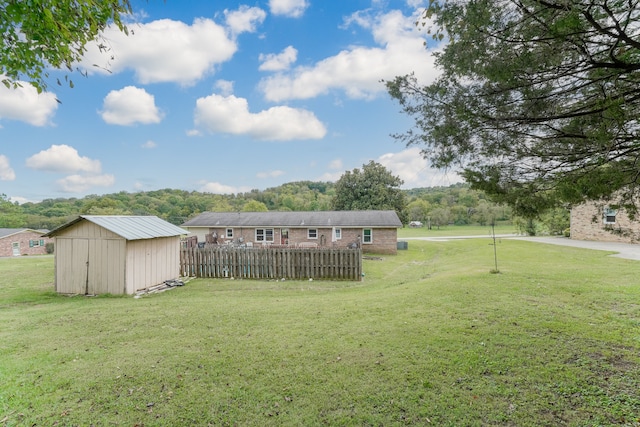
[0,0,462,204]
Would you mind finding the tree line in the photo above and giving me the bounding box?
[0,182,568,236]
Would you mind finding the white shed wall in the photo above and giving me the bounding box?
[125,236,181,294]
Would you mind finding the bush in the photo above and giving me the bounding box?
[45,242,54,254]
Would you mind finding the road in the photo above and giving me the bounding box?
[402,235,640,261]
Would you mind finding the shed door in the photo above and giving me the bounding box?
[56,238,90,294]
[57,238,125,295]
[71,239,90,294]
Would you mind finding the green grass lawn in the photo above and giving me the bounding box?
[398,223,518,238]
[1,239,639,426]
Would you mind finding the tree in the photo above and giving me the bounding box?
[407,198,431,223]
[429,206,450,229]
[539,207,570,235]
[242,200,269,212]
[332,161,408,223]
[387,0,640,217]
[1,0,132,92]
[472,200,503,227]
[0,194,25,227]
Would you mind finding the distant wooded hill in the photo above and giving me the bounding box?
[2,182,513,230]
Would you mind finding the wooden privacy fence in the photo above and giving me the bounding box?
[180,246,362,281]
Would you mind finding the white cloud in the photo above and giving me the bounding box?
[214,79,235,96]
[142,140,157,149]
[26,145,116,194]
[199,181,252,194]
[328,158,343,170]
[100,86,163,125]
[269,0,309,18]
[259,9,439,101]
[194,93,326,141]
[406,0,428,8]
[0,155,16,181]
[259,46,298,71]
[317,171,344,182]
[8,196,33,204]
[256,170,285,179]
[0,81,58,126]
[224,6,266,36]
[56,174,115,193]
[377,147,463,188]
[80,18,238,86]
[26,144,102,174]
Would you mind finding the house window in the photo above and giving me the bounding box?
[29,239,44,247]
[604,208,617,224]
[363,229,372,244]
[308,229,318,239]
[256,228,274,242]
[334,228,341,240]
[226,228,233,238]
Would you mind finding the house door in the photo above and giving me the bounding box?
[281,228,289,245]
[12,242,20,256]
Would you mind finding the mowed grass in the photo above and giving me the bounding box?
[1,238,640,426]
[397,223,518,238]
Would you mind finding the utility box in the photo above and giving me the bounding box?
[397,241,408,250]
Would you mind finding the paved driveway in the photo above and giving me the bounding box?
[509,236,640,261]
[403,235,640,261]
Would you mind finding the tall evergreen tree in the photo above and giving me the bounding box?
[388,0,640,217]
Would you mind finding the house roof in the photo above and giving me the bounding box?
[181,210,403,228]
[0,228,48,239]
[44,215,188,240]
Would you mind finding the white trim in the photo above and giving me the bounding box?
[256,228,274,242]
[603,208,617,224]
[362,228,372,244]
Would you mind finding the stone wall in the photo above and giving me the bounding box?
[570,201,640,243]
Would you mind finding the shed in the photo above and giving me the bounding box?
[44,215,188,295]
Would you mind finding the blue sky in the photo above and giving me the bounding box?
[0,0,461,204]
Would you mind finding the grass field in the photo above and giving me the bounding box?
[397,223,518,238]
[1,237,639,426]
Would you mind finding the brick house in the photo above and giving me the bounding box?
[570,200,640,243]
[0,228,52,257]
[181,210,403,254]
